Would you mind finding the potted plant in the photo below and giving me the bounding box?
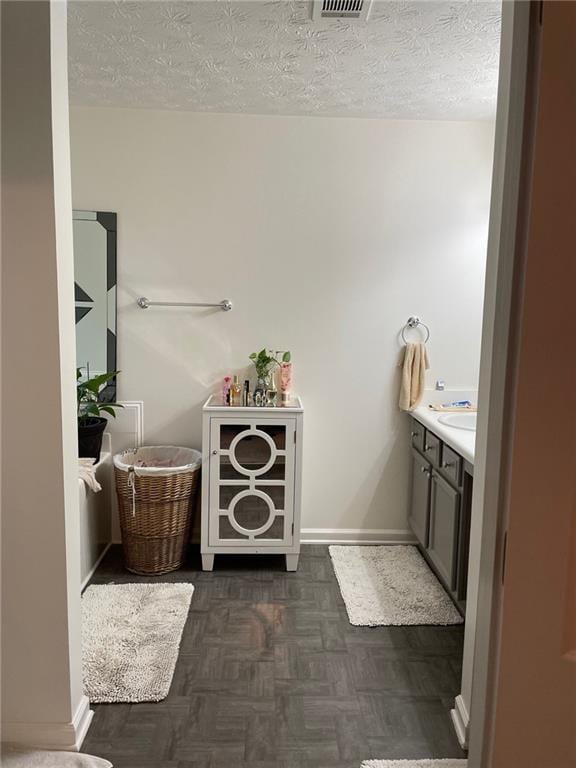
[248,349,291,401]
[77,369,123,461]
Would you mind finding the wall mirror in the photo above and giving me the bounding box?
[73,210,117,402]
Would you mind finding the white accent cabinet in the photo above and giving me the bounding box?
[201,395,304,571]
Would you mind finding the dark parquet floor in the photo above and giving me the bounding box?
[82,545,466,768]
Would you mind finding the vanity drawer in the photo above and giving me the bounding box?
[439,444,463,488]
[410,419,425,453]
[422,431,441,467]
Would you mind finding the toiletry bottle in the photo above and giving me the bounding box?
[280,361,293,406]
[254,381,264,404]
[243,380,250,407]
[222,376,232,406]
[230,375,242,407]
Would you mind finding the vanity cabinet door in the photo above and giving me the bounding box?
[428,471,460,591]
[208,417,295,548]
[409,449,431,548]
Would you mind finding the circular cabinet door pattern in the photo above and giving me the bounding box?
[226,488,276,538]
[228,428,277,477]
[223,427,285,539]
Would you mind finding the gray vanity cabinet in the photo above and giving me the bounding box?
[409,450,431,548]
[428,471,460,590]
[408,417,473,614]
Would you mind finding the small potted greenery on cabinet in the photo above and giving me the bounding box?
[249,349,291,405]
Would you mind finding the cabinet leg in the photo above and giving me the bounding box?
[201,553,215,571]
[285,554,299,572]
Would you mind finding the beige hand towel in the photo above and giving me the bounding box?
[399,342,429,411]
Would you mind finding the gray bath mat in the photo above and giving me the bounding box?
[330,545,463,626]
[82,582,194,703]
[362,762,467,767]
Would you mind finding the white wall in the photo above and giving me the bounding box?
[1,1,91,749]
[70,107,493,537]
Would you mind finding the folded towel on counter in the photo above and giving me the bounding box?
[78,458,102,492]
[399,342,429,411]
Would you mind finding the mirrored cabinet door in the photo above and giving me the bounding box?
[208,418,296,547]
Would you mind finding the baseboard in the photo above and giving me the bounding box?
[73,696,94,750]
[2,695,93,751]
[301,528,417,545]
[115,530,416,547]
[81,542,112,592]
[450,694,470,750]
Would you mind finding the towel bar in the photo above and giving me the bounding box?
[137,297,233,311]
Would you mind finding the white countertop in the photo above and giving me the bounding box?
[411,406,476,464]
[203,394,303,413]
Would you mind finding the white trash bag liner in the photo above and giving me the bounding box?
[114,446,201,477]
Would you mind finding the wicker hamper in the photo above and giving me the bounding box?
[114,446,201,575]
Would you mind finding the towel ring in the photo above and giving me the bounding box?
[401,316,430,344]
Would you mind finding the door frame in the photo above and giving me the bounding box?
[451,0,534,749]
[465,2,576,765]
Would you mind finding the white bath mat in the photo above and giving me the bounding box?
[1,748,112,768]
[362,761,467,767]
[82,582,194,703]
[330,545,463,626]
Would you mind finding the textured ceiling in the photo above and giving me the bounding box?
[68,0,501,120]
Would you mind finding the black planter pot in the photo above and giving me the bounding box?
[78,417,107,461]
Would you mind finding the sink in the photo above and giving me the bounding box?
[437,412,477,431]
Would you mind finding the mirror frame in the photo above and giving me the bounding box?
[73,210,117,403]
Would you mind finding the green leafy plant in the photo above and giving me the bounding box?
[248,349,291,380]
[77,369,124,423]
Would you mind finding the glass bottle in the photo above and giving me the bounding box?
[265,368,277,407]
[230,375,242,407]
[254,376,266,405]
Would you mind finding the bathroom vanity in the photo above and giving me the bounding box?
[201,395,303,571]
[408,409,475,615]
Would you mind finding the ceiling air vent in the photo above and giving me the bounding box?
[312,0,373,21]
